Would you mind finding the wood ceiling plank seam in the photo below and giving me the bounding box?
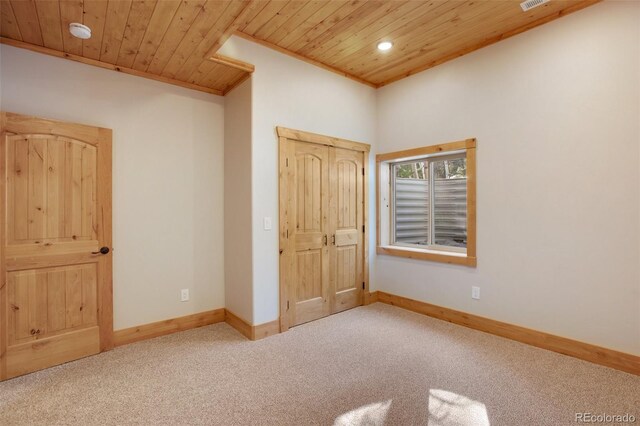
[188,57,217,84]
[377,0,601,86]
[200,63,235,87]
[284,0,369,53]
[160,0,233,79]
[144,0,206,74]
[265,0,326,45]
[297,0,391,57]
[253,0,308,41]
[130,0,181,72]
[115,0,157,67]
[362,0,535,80]
[199,62,242,88]
[10,0,43,45]
[174,0,251,81]
[274,0,345,48]
[99,0,132,64]
[343,0,506,78]
[330,0,474,74]
[0,36,223,95]
[212,69,245,92]
[201,0,265,59]
[34,0,64,51]
[303,0,410,60]
[241,0,290,37]
[219,68,248,93]
[233,0,271,33]
[222,70,251,95]
[59,0,84,55]
[200,65,231,88]
[0,0,23,40]
[321,0,427,65]
[82,0,109,61]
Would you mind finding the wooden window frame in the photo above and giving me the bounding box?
[376,139,477,267]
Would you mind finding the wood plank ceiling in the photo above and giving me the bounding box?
[0,0,600,95]
[0,0,253,95]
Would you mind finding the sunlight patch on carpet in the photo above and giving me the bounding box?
[428,389,490,426]
[334,400,392,426]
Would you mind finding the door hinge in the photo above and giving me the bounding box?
[362,282,365,290]
[286,300,290,311]
[362,167,365,175]
[362,225,365,233]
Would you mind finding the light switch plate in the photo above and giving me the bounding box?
[264,217,272,230]
[472,286,480,300]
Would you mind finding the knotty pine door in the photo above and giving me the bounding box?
[279,129,368,330]
[0,112,113,380]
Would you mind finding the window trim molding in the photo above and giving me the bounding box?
[376,138,477,267]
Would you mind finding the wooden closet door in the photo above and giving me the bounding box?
[329,147,364,313]
[0,112,112,380]
[285,140,330,326]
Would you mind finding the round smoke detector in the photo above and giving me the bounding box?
[69,23,91,40]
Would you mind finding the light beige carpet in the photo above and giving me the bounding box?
[0,303,638,426]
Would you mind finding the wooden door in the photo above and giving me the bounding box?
[284,140,330,327]
[278,127,369,331]
[0,112,113,380]
[329,148,364,313]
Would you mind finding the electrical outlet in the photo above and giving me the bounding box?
[181,289,189,302]
[471,286,480,300]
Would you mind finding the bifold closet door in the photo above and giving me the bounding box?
[285,140,331,326]
[329,147,364,314]
[281,138,365,328]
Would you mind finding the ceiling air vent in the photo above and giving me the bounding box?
[520,0,550,12]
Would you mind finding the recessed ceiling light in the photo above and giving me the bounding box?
[69,23,91,40]
[377,41,393,51]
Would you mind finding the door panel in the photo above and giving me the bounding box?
[287,141,330,326]
[330,148,364,314]
[7,136,97,245]
[7,265,97,344]
[1,112,112,380]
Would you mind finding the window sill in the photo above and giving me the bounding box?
[376,245,477,267]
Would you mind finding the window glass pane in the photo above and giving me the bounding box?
[433,157,467,248]
[394,161,429,245]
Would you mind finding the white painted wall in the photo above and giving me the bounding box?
[0,45,226,330]
[220,36,378,325]
[376,1,640,355]
[224,78,254,323]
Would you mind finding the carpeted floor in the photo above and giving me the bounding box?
[0,303,638,426]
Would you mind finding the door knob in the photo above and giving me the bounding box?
[92,246,110,255]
